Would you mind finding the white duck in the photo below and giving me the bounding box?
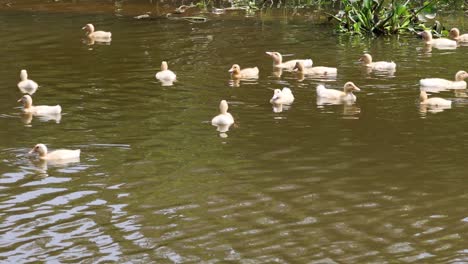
[29,144,80,160]
[449,28,468,42]
[419,70,468,89]
[155,61,177,85]
[316,82,361,102]
[359,54,396,71]
[82,24,112,42]
[293,61,337,76]
[211,100,234,126]
[270,87,295,105]
[228,64,259,79]
[419,90,452,106]
[265,51,313,69]
[18,95,62,114]
[17,69,39,95]
[418,30,457,48]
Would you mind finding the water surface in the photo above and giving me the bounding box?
[1,2,468,263]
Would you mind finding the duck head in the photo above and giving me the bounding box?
[29,143,48,157]
[343,82,360,93]
[17,94,33,108]
[82,24,95,33]
[265,51,283,65]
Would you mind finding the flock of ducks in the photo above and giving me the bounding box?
[211,29,467,132]
[15,23,468,160]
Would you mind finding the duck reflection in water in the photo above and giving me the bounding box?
[32,156,81,174]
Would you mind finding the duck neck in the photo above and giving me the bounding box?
[273,55,282,65]
[420,91,428,103]
[231,70,241,79]
[20,72,27,81]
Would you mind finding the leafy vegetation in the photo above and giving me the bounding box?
[329,0,439,35]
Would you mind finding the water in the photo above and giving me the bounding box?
[1,2,468,263]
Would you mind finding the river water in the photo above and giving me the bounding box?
[0,1,468,263]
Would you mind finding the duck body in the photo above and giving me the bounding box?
[419,78,466,89]
[211,100,234,126]
[18,95,62,115]
[293,62,337,76]
[270,87,294,105]
[26,105,62,115]
[82,24,111,42]
[420,91,452,106]
[359,54,396,71]
[155,61,177,84]
[419,30,457,48]
[266,51,313,70]
[29,144,80,160]
[155,70,177,82]
[316,82,360,102]
[17,70,38,95]
[228,64,259,79]
[419,71,468,89]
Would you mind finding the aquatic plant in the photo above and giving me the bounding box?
[330,0,439,35]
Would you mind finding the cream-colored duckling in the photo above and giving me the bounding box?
[449,28,468,42]
[419,70,468,89]
[418,30,457,48]
[211,100,234,126]
[17,69,39,95]
[18,95,62,114]
[293,61,337,76]
[316,82,361,102]
[265,51,313,69]
[359,54,396,71]
[420,91,452,106]
[228,64,259,79]
[82,24,112,42]
[155,61,177,84]
[270,87,295,105]
[29,144,80,160]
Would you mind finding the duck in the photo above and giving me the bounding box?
[17,95,62,114]
[359,54,396,71]
[211,100,234,126]
[449,28,468,42]
[419,90,452,106]
[270,87,295,105]
[155,61,177,84]
[17,69,39,95]
[418,30,457,48]
[316,82,361,102]
[29,144,80,160]
[265,51,313,70]
[419,70,468,89]
[293,61,337,76]
[228,64,259,79]
[82,24,112,42]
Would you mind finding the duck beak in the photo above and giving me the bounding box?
[28,148,35,154]
[354,86,361,92]
[82,26,87,30]
[265,52,273,56]
[17,98,23,103]
[228,68,234,73]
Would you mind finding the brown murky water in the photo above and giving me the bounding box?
[1,1,468,263]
